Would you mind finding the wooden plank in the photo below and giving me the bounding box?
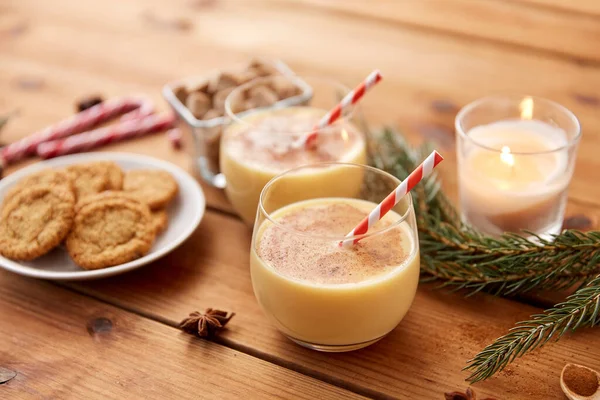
[1,0,600,396]
[0,271,365,400]
[64,211,600,399]
[563,200,600,230]
[282,0,600,63]
[512,0,600,17]
[3,0,600,209]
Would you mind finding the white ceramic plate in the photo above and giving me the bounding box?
[0,152,205,280]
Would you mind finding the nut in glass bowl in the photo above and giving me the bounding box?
[163,58,312,188]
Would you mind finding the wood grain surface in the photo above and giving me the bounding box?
[65,211,600,399]
[515,0,600,16]
[0,271,365,400]
[4,0,600,208]
[286,0,600,63]
[1,0,600,399]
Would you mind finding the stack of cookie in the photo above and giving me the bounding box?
[0,161,178,270]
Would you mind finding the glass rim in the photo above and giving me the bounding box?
[257,162,414,241]
[224,75,356,135]
[455,95,582,155]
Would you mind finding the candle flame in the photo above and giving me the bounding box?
[501,146,515,167]
[520,96,534,120]
[341,128,349,142]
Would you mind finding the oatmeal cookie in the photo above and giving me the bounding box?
[0,185,75,260]
[3,168,74,206]
[75,190,144,213]
[66,163,110,199]
[98,161,124,190]
[66,198,154,269]
[123,170,178,210]
[78,191,167,236]
[150,209,168,234]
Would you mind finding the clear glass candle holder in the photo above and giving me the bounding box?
[455,95,581,238]
[250,163,420,352]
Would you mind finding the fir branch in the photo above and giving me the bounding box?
[368,127,600,381]
[464,274,600,383]
[370,128,600,294]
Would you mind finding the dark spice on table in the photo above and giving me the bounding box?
[563,364,599,397]
[0,115,10,132]
[76,95,104,112]
[179,308,235,338]
[445,387,496,400]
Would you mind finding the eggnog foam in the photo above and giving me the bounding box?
[257,198,414,285]
[224,107,365,173]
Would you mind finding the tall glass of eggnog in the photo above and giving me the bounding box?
[221,77,367,225]
[251,163,420,352]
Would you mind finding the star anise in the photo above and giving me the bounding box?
[445,387,497,400]
[179,308,235,338]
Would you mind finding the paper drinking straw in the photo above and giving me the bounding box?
[341,150,444,247]
[294,69,383,149]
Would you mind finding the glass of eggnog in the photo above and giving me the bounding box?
[221,77,367,225]
[250,163,420,352]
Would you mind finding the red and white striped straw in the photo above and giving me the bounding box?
[296,69,383,149]
[340,150,444,248]
[37,113,176,159]
[0,97,154,165]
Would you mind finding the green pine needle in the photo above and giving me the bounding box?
[464,274,600,382]
[369,127,600,382]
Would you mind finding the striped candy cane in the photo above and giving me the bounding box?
[341,150,444,247]
[295,70,383,149]
[1,97,154,164]
[37,113,175,159]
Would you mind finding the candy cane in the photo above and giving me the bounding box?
[1,97,154,164]
[37,113,176,159]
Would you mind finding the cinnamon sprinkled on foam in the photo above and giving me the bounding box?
[224,107,364,171]
[257,200,412,285]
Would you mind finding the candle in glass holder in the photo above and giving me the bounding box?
[456,96,581,238]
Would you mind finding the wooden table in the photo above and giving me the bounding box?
[2,0,600,398]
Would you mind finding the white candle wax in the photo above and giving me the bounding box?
[459,119,571,236]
